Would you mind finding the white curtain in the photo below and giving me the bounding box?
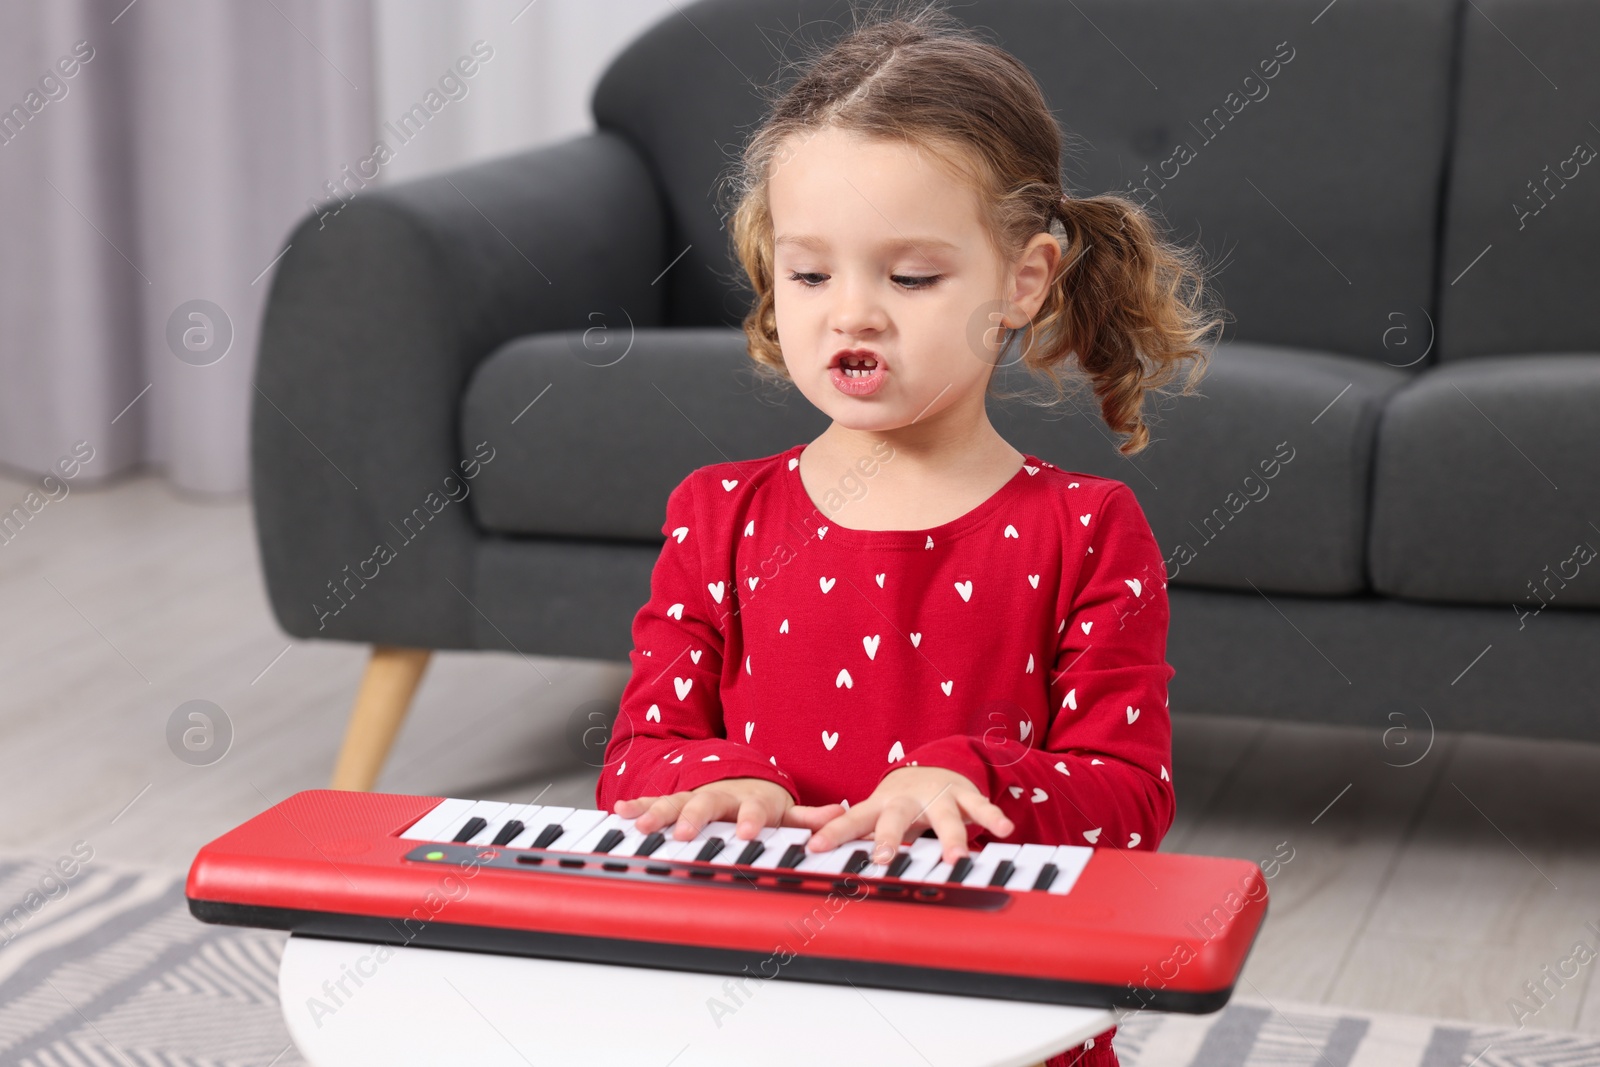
[0,0,674,496]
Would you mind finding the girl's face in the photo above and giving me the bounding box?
[767,127,1052,437]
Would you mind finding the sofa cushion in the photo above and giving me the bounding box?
[461,328,828,541]
[1370,353,1600,608]
[1435,0,1600,360]
[465,330,1409,597]
[992,342,1411,596]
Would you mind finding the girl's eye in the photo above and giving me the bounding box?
[784,271,942,290]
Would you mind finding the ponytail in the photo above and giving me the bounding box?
[1002,191,1225,456]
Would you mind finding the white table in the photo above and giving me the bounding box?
[280,935,1116,1067]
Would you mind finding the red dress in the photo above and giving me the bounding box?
[599,443,1174,1067]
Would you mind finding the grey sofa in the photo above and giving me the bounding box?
[252,0,1600,789]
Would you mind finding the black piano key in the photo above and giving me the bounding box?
[989,860,1016,887]
[886,851,914,878]
[490,820,525,847]
[734,839,766,865]
[694,837,726,862]
[531,823,565,849]
[948,855,973,884]
[776,843,808,869]
[595,828,626,853]
[451,817,488,843]
[843,849,871,875]
[1033,863,1059,890]
[634,831,666,857]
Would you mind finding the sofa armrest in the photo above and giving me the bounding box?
[251,131,667,649]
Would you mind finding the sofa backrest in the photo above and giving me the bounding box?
[1435,0,1600,361]
[592,0,1460,364]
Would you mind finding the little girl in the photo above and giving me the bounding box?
[600,4,1220,1064]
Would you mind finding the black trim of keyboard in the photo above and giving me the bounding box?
[187,896,1244,1015]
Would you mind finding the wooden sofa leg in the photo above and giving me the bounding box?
[330,645,433,791]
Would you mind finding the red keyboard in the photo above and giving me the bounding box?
[186,790,1267,1013]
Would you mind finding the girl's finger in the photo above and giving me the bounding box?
[782,803,845,829]
[617,795,660,828]
[734,796,769,840]
[674,789,730,841]
[961,793,1015,840]
[930,802,972,865]
[807,800,876,852]
[870,800,916,865]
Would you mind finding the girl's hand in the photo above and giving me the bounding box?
[614,777,844,843]
[804,766,1014,866]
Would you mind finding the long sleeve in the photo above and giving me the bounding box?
[877,482,1176,850]
[595,474,796,814]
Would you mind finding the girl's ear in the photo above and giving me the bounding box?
[1008,231,1064,323]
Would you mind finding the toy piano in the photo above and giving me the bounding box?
[186,789,1267,1014]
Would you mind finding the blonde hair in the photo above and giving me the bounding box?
[719,0,1228,456]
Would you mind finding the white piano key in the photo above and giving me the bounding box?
[505,806,573,849]
[466,803,538,846]
[794,838,876,875]
[708,824,777,865]
[399,798,474,841]
[538,808,608,851]
[965,842,1021,888]
[567,813,633,855]
[439,800,510,843]
[894,838,948,882]
[859,836,929,879]
[1008,843,1062,891]
[1044,845,1095,895]
[746,827,812,869]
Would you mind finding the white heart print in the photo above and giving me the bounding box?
[910,632,922,647]
[1004,525,1019,538]
[1063,688,1077,710]
[667,603,684,619]
[1030,788,1047,803]
[940,680,953,696]
[836,669,853,688]
[673,677,692,700]
[875,573,886,588]
[722,479,738,491]
[954,580,973,602]
[862,635,880,660]
[745,722,754,742]
[1126,706,1140,724]
[887,740,904,762]
[646,704,661,722]
[672,527,688,543]
[707,582,724,604]
[1125,578,1142,597]
[822,730,839,751]
[819,577,835,593]
[1082,827,1102,844]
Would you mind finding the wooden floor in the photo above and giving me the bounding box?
[1,465,1596,1034]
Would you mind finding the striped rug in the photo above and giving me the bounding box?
[0,853,1593,1067]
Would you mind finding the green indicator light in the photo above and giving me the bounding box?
[425,851,444,860]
